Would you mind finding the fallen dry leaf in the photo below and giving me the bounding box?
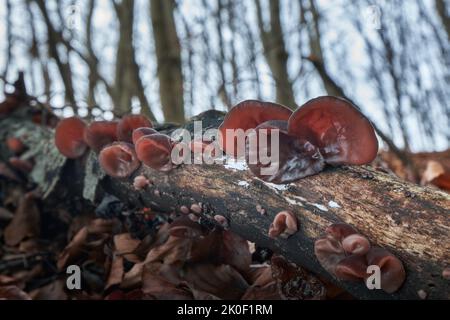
[114,233,141,263]
[29,279,68,300]
[0,285,31,300]
[57,218,120,270]
[4,193,40,247]
[142,262,193,300]
[421,161,445,185]
[0,207,14,222]
[105,255,125,290]
[183,263,249,300]
[243,256,326,300]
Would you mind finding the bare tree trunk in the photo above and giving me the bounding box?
[150,0,185,123]
[227,0,239,102]
[255,0,296,108]
[303,0,340,95]
[85,0,97,110]
[378,26,410,151]
[1,0,12,81]
[113,0,155,120]
[242,7,262,100]
[436,0,450,41]
[216,0,232,109]
[34,0,77,110]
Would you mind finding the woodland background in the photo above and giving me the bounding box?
[0,0,449,152]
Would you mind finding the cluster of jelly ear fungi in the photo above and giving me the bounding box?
[54,114,176,178]
[314,223,406,293]
[55,96,377,183]
[218,96,379,184]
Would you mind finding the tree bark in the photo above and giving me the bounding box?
[1,111,449,300]
[150,0,185,123]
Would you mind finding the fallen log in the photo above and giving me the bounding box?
[0,111,449,300]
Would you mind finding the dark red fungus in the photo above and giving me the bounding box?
[334,254,368,281]
[268,210,298,239]
[246,120,324,183]
[314,223,371,278]
[132,127,157,145]
[218,100,292,158]
[314,234,346,276]
[117,115,153,143]
[54,117,88,158]
[314,223,404,293]
[288,96,378,165]
[341,233,371,255]
[6,137,25,155]
[84,121,119,153]
[135,134,173,172]
[98,142,140,178]
[365,247,406,293]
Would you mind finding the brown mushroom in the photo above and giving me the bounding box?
[98,142,140,178]
[218,100,292,158]
[135,133,173,172]
[117,115,152,143]
[365,247,406,293]
[334,254,368,281]
[132,127,157,145]
[84,121,119,153]
[246,120,325,183]
[268,211,298,239]
[54,117,88,158]
[288,96,378,165]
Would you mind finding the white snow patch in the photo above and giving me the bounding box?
[313,203,328,211]
[285,197,304,207]
[223,159,248,171]
[328,200,341,209]
[263,181,290,191]
[237,180,250,187]
[291,195,307,202]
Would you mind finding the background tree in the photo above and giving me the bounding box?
[0,0,448,151]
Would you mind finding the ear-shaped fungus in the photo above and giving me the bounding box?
[99,142,140,178]
[117,115,153,143]
[341,234,371,255]
[314,223,405,293]
[334,254,368,281]
[132,127,157,145]
[218,100,292,158]
[288,96,378,165]
[325,222,360,241]
[135,134,174,172]
[365,247,406,293]
[84,121,119,153]
[268,210,298,239]
[314,223,371,278]
[246,120,324,183]
[6,137,25,155]
[314,234,347,275]
[54,117,88,158]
